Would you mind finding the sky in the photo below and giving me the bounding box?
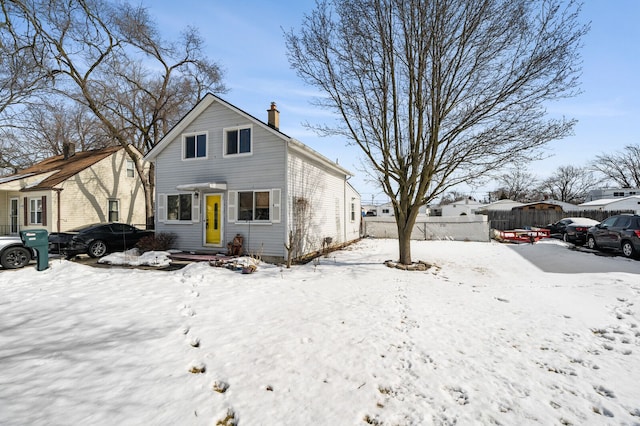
[1,238,639,425]
[148,1,640,204]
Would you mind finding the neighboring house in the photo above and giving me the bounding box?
[512,201,565,212]
[476,199,525,212]
[144,94,361,262]
[431,198,487,216]
[578,196,640,214]
[0,145,147,236]
[586,188,640,202]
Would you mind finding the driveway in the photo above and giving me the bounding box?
[507,240,640,274]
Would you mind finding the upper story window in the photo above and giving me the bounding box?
[183,132,207,159]
[223,126,252,157]
[126,160,135,177]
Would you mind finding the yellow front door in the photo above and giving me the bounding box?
[205,194,222,246]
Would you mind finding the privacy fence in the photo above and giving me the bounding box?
[486,210,634,231]
[363,215,490,242]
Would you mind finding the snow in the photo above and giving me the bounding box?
[1,239,639,425]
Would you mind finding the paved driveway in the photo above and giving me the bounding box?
[507,240,640,274]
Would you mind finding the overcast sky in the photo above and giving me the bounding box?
[149,1,640,203]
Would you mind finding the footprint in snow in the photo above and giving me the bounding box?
[495,297,509,303]
[446,386,469,405]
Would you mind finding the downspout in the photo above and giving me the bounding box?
[284,138,290,259]
[54,188,63,232]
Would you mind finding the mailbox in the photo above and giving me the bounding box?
[20,229,49,271]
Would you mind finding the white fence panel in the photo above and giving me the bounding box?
[364,215,490,242]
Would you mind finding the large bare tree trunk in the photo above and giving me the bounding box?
[286,0,587,265]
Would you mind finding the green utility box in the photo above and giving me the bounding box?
[20,229,49,271]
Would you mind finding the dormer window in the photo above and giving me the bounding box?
[183,132,207,159]
[223,126,252,157]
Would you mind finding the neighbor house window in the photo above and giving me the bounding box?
[223,126,252,156]
[167,194,192,221]
[126,160,135,177]
[382,208,390,214]
[238,190,270,220]
[108,199,120,222]
[351,203,356,221]
[183,133,207,159]
[29,198,42,224]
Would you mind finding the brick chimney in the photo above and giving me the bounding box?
[63,142,76,160]
[267,102,279,131]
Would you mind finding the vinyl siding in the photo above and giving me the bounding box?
[287,151,353,257]
[154,101,288,257]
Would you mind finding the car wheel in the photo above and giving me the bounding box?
[1,247,31,269]
[563,233,569,243]
[621,241,636,258]
[88,240,108,258]
[587,236,598,250]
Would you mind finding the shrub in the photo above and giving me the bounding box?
[136,232,177,252]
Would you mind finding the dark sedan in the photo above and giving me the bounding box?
[49,223,154,258]
[563,220,599,245]
[546,217,598,238]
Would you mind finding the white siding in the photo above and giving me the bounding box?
[287,151,357,258]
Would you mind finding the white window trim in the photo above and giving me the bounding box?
[158,193,199,223]
[108,199,120,222]
[222,125,253,158]
[227,188,280,224]
[126,160,135,178]
[29,198,42,225]
[182,131,209,161]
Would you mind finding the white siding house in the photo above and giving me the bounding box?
[578,196,640,214]
[144,94,361,262]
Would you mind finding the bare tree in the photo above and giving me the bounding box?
[591,144,640,188]
[538,165,599,204]
[2,0,225,225]
[489,167,538,202]
[286,0,587,264]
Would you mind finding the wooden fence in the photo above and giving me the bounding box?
[486,210,633,231]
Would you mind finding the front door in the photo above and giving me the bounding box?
[10,198,19,234]
[205,194,222,246]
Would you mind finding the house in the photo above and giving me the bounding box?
[430,198,487,216]
[586,188,640,201]
[512,201,565,212]
[578,196,640,214]
[476,199,525,212]
[143,94,361,262]
[0,145,147,236]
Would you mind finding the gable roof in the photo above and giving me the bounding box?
[1,145,125,191]
[144,93,352,177]
[579,195,640,207]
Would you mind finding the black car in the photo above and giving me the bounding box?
[546,217,598,238]
[563,220,599,245]
[586,214,640,258]
[49,223,154,258]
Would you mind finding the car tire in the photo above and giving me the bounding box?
[1,247,31,269]
[621,241,636,258]
[563,233,569,243]
[88,240,108,258]
[587,235,598,250]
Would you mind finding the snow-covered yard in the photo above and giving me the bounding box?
[1,239,639,425]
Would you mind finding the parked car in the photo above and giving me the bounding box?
[0,236,35,269]
[563,219,600,245]
[586,214,640,258]
[49,223,154,258]
[546,217,598,238]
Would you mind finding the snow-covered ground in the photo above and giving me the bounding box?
[1,239,639,425]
